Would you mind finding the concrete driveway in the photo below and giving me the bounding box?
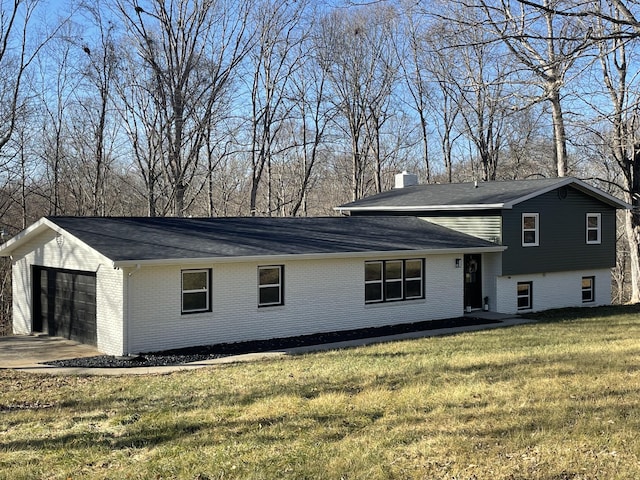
[0,335,101,369]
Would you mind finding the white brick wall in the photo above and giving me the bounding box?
[11,229,124,355]
[125,253,464,354]
[495,268,611,314]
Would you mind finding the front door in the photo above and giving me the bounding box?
[463,254,482,310]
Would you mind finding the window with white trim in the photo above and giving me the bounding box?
[517,281,532,310]
[582,276,595,303]
[258,265,284,307]
[522,213,539,247]
[182,269,210,313]
[586,213,601,244]
[365,259,424,304]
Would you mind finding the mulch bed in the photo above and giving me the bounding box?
[45,316,500,368]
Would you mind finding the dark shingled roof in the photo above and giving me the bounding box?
[47,216,500,263]
[337,177,626,211]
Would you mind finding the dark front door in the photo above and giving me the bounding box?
[463,254,482,310]
[33,266,97,346]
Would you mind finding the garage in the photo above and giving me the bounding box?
[32,266,97,346]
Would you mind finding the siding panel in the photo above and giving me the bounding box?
[502,187,616,275]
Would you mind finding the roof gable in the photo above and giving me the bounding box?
[336,177,630,212]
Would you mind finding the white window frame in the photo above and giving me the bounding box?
[258,265,284,307]
[586,213,601,245]
[517,281,532,310]
[181,269,210,314]
[582,276,595,303]
[522,213,539,247]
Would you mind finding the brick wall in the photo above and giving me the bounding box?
[495,268,611,314]
[125,253,464,354]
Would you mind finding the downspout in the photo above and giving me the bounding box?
[124,264,141,355]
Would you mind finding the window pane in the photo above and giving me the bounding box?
[517,296,530,309]
[517,284,530,295]
[259,286,280,305]
[405,260,422,279]
[259,267,280,286]
[405,279,422,299]
[183,292,207,311]
[365,262,382,281]
[588,216,599,228]
[386,261,402,280]
[183,271,207,290]
[587,230,599,242]
[582,277,593,289]
[523,231,537,244]
[365,283,382,302]
[523,216,536,229]
[386,280,402,300]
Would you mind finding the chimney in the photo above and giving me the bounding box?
[395,171,418,189]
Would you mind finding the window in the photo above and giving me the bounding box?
[582,276,595,303]
[258,265,284,307]
[522,213,539,247]
[517,282,532,310]
[586,213,601,244]
[182,269,210,313]
[365,259,424,304]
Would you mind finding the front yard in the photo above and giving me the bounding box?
[2,305,640,479]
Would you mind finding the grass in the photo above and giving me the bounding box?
[2,305,640,479]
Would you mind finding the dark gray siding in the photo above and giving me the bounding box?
[502,186,616,275]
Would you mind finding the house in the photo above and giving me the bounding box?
[0,215,503,355]
[337,175,629,316]
[0,176,628,356]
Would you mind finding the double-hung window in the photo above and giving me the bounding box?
[522,213,539,247]
[258,265,284,307]
[586,213,601,244]
[582,276,595,303]
[517,281,532,310]
[182,269,210,313]
[365,259,424,304]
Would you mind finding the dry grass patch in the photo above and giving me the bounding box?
[2,305,640,479]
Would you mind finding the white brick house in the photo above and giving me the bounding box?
[0,216,503,355]
[0,177,628,356]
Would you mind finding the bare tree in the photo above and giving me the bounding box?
[247,0,306,216]
[472,0,591,177]
[591,2,640,302]
[316,4,398,200]
[116,0,254,217]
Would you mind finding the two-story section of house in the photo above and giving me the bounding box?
[337,175,629,314]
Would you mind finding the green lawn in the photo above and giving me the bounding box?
[2,305,640,480]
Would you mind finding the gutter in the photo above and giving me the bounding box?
[112,245,507,269]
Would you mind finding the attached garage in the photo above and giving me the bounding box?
[32,266,97,346]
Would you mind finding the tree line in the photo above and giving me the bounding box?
[1,0,640,333]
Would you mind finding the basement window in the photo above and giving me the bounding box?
[582,276,595,303]
[517,282,532,310]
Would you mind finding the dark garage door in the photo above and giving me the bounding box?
[33,266,97,346]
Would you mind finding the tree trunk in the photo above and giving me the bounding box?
[549,88,568,177]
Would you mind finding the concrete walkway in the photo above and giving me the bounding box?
[0,314,533,376]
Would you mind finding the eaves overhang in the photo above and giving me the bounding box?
[335,204,506,214]
[112,245,507,269]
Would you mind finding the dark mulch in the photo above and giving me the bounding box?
[45,316,501,369]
